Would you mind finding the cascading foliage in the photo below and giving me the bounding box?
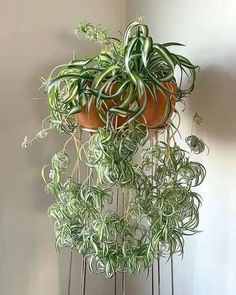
[23,19,207,277]
[40,122,206,277]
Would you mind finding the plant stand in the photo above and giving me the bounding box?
[65,130,176,295]
[66,244,175,295]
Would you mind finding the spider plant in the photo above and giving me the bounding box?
[23,19,207,278]
[39,19,198,131]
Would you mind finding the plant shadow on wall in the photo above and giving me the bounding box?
[23,19,208,279]
[188,66,236,141]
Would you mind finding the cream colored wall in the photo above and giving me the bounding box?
[0,1,125,295]
[126,0,236,294]
[2,1,236,294]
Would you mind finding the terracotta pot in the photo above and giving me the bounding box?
[76,82,177,130]
[76,101,104,130]
[139,82,177,129]
[76,98,127,130]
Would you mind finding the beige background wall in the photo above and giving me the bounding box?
[126,0,236,294]
[1,0,236,295]
[0,1,125,294]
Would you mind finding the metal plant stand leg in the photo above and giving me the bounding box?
[115,188,119,295]
[152,265,155,295]
[171,255,174,295]
[151,133,156,295]
[121,272,125,295]
[114,274,117,295]
[157,258,161,295]
[154,132,162,295]
[121,191,125,295]
[67,144,82,295]
[80,152,89,295]
[80,256,87,295]
[67,251,73,295]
